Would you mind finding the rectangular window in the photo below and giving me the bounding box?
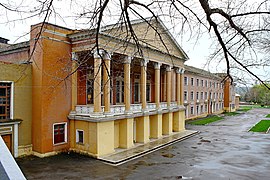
[201,80,203,87]
[205,105,207,112]
[134,81,140,103]
[191,106,194,114]
[196,92,199,99]
[0,83,11,120]
[196,79,199,86]
[191,78,194,86]
[201,105,203,113]
[205,92,207,99]
[184,91,188,101]
[205,80,208,87]
[201,92,203,99]
[191,91,194,100]
[210,82,212,87]
[76,130,84,144]
[184,77,188,86]
[146,82,151,102]
[53,123,67,145]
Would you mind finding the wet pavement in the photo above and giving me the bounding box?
[17,108,270,179]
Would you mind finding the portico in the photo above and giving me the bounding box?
[68,18,188,157]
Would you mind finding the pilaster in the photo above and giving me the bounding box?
[140,59,148,110]
[166,65,172,107]
[154,62,161,110]
[103,51,111,114]
[124,56,132,113]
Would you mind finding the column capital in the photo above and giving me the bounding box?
[180,68,185,74]
[123,56,132,64]
[103,51,112,60]
[71,52,78,61]
[175,67,181,74]
[166,65,173,72]
[140,59,149,67]
[93,49,104,59]
[154,62,161,69]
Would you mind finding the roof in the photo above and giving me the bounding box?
[184,65,222,79]
[0,41,29,54]
[68,17,189,61]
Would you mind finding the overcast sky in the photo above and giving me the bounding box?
[1,0,269,86]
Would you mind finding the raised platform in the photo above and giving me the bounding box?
[98,130,199,166]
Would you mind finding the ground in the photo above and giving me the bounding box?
[17,108,270,179]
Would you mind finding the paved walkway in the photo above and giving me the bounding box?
[17,108,270,179]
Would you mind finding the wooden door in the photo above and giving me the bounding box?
[2,134,12,152]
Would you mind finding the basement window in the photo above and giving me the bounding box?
[76,130,84,144]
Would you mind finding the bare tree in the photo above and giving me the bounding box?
[1,0,270,89]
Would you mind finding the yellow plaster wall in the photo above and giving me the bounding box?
[135,116,150,143]
[162,112,173,135]
[119,118,134,149]
[114,121,120,148]
[150,114,162,139]
[0,63,32,147]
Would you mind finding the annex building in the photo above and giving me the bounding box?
[0,18,236,158]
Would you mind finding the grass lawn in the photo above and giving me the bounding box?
[223,112,239,116]
[249,120,270,133]
[266,114,270,118]
[187,116,224,125]
[238,106,252,112]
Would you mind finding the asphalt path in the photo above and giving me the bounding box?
[17,108,270,180]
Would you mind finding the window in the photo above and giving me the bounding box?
[191,91,194,100]
[53,123,67,145]
[210,92,212,99]
[191,78,194,86]
[201,80,204,87]
[201,105,203,113]
[184,91,188,101]
[196,92,199,99]
[134,80,140,103]
[210,82,212,87]
[146,81,151,102]
[196,79,199,86]
[196,105,199,114]
[191,106,194,114]
[116,78,124,103]
[0,82,11,120]
[213,82,216,88]
[184,77,188,86]
[205,80,208,87]
[76,130,84,144]
[201,92,203,99]
[205,105,207,112]
[205,92,208,99]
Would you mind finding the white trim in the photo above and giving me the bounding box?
[53,122,68,145]
[13,123,18,158]
[76,129,84,144]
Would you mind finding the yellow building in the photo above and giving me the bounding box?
[68,18,188,157]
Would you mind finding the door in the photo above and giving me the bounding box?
[2,134,12,152]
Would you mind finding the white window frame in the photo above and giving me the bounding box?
[53,122,67,145]
[76,129,84,144]
[115,77,124,104]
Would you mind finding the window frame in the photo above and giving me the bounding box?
[53,122,67,145]
[0,81,13,120]
[76,129,84,144]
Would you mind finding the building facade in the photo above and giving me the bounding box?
[0,18,236,158]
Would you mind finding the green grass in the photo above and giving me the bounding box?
[266,114,270,118]
[223,112,239,116]
[249,120,270,132]
[187,116,224,125]
[238,106,252,112]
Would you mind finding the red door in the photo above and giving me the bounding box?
[2,134,12,152]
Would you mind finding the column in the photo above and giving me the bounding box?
[124,56,131,113]
[140,59,148,110]
[180,68,185,105]
[150,62,162,139]
[93,49,103,113]
[166,65,172,107]
[176,68,181,106]
[71,52,78,111]
[103,52,111,114]
[14,123,19,158]
[154,62,161,109]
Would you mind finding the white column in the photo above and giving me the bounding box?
[124,56,132,114]
[14,123,18,158]
[140,59,148,111]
